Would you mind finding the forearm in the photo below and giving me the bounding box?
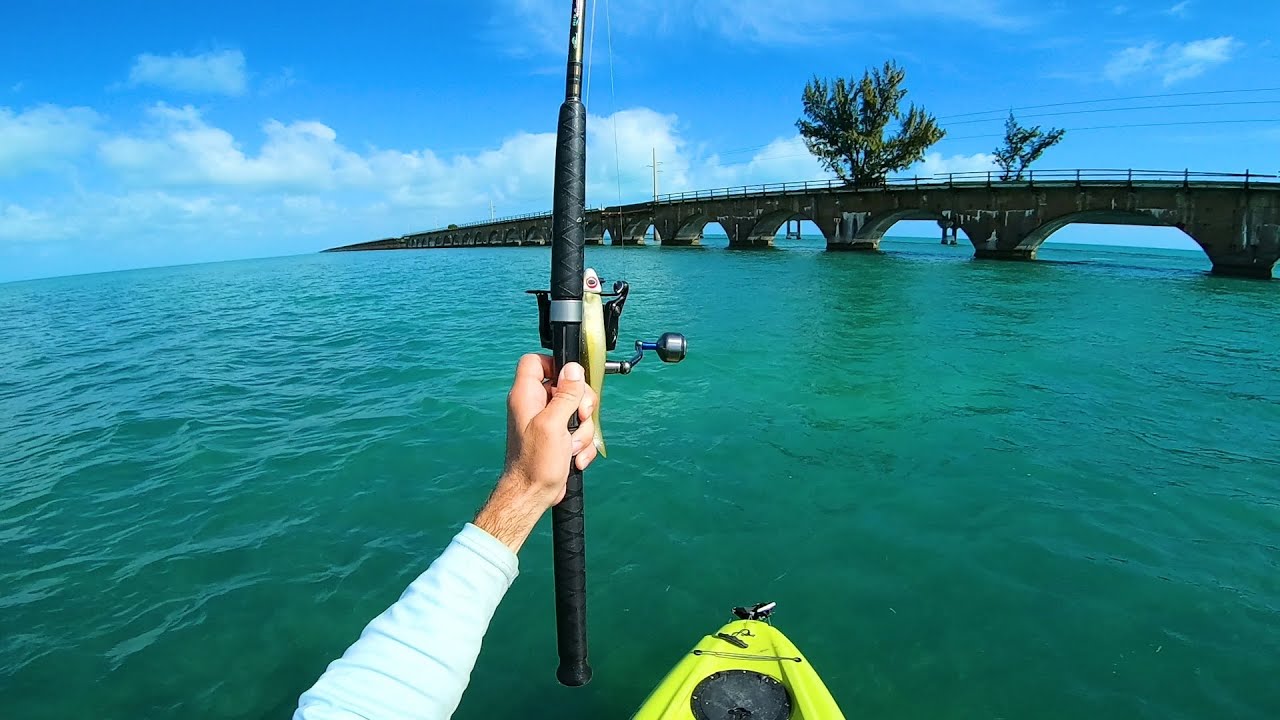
[294,522,519,720]
[472,473,546,554]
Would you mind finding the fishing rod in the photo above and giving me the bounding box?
[529,0,687,688]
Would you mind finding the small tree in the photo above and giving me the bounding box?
[796,60,945,187]
[994,112,1065,181]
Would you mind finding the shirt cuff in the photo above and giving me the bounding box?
[455,522,520,586]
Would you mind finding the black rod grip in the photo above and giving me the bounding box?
[550,101,586,301]
[552,462,591,686]
[548,95,590,687]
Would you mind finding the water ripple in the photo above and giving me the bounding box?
[0,245,1277,719]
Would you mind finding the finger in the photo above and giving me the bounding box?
[569,416,595,455]
[542,362,587,425]
[509,354,553,428]
[574,440,599,471]
[514,352,554,385]
[578,384,596,423]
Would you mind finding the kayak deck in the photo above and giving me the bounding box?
[632,618,846,719]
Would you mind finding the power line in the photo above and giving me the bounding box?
[937,86,1280,120]
[725,118,1280,161]
[944,99,1280,127]
[709,110,1280,162]
[943,117,1280,141]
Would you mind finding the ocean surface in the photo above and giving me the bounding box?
[2,235,1277,719]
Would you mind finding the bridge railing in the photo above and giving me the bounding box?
[412,210,553,235]
[417,169,1280,231]
[939,168,1279,187]
[651,168,1280,204]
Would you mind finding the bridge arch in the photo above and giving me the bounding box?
[504,228,521,246]
[584,219,606,245]
[488,230,501,245]
[857,209,954,242]
[638,224,661,244]
[525,226,549,245]
[594,217,652,245]
[746,209,829,247]
[1017,209,1191,251]
[623,217,655,241]
[670,213,713,245]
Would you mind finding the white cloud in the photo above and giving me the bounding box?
[912,152,999,178]
[3,100,988,269]
[696,136,829,189]
[0,204,69,242]
[101,104,373,188]
[127,49,247,95]
[1166,1,1191,17]
[97,103,820,212]
[0,104,100,175]
[1104,36,1239,86]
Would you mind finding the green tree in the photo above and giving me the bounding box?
[994,112,1065,181]
[796,60,945,187]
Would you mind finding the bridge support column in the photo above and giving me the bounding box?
[721,216,763,248]
[645,216,680,246]
[1185,220,1280,279]
[960,213,1043,263]
[974,246,1037,261]
[612,233,646,246]
[827,212,877,251]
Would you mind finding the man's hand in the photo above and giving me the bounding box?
[474,354,599,553]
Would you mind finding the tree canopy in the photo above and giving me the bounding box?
[796,61,944,186]
[993,112,1066,181]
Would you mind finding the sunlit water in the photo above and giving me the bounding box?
[2,236,1277,719]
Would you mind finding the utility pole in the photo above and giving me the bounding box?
[490,199,495,221]
[646,147,663,203]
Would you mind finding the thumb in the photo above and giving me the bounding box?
[543,362,587,425]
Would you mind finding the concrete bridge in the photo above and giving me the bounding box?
[327,170,1280,278]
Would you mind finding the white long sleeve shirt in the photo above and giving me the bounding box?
[294,523,519,720]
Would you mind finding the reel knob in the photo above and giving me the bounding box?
[655,333,687,364]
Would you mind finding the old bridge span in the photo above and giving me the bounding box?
[326,170,1280,279]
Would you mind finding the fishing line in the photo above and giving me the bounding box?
[585,0,598,106]
[603,0,630,256]
[605,0,623,211]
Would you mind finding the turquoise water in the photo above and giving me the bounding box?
[2,237,1277,719]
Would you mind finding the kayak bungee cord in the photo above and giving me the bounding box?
[530,0,687,688]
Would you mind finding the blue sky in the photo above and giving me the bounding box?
[2,0,1277,282]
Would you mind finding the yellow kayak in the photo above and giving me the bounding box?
[632,603,846,720]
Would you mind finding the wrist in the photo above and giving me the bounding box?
[473,473,548,554]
